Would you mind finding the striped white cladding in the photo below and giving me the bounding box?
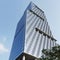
[24,3,56,58]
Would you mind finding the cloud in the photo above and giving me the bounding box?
[0,36,7,42]
[2,37,7,42]
[0,43,9,54]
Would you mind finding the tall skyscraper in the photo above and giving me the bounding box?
[9,2,57,60]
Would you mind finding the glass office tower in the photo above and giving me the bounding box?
[9,2,57,60]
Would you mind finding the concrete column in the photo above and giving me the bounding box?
[35,59,37,60]
[18,58,20,60]
[22,55,25,60]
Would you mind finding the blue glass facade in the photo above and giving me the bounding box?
[9,11,26,60]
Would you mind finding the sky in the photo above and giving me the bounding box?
[0,0,60,60]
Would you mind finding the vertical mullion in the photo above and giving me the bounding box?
[50,38,51,49]
[43,36,46,49]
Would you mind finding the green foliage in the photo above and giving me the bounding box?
[40,46,60,60]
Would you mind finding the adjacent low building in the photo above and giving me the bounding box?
[9,2,57,60]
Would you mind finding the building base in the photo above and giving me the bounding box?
[16,53,38,60]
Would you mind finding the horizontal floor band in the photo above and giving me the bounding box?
[35,28,57,41]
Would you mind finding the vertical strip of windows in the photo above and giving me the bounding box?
[27,8,41,33]
[31,32,40,55]
[38,10,42,17]
[53,41,54,47]
[48,26,50,36]
[26,17,39,44]
[50,38,52,49]
[36,13,45,56]
[44,36,47,49]
[43,36,46,49]
[41,36,46,56]
[27,15,38,33]
[26,31,38,52]
[45,22,48,34]
[37,34,43,57]
[43,20,47,32]
[27,8,41,43]
[51,40,53,48]
[27,6,38,24]
[26,14,41,52]
[48,25,49,35]
[48,38,50,49]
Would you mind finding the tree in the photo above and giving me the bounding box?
[40,45,60,60]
